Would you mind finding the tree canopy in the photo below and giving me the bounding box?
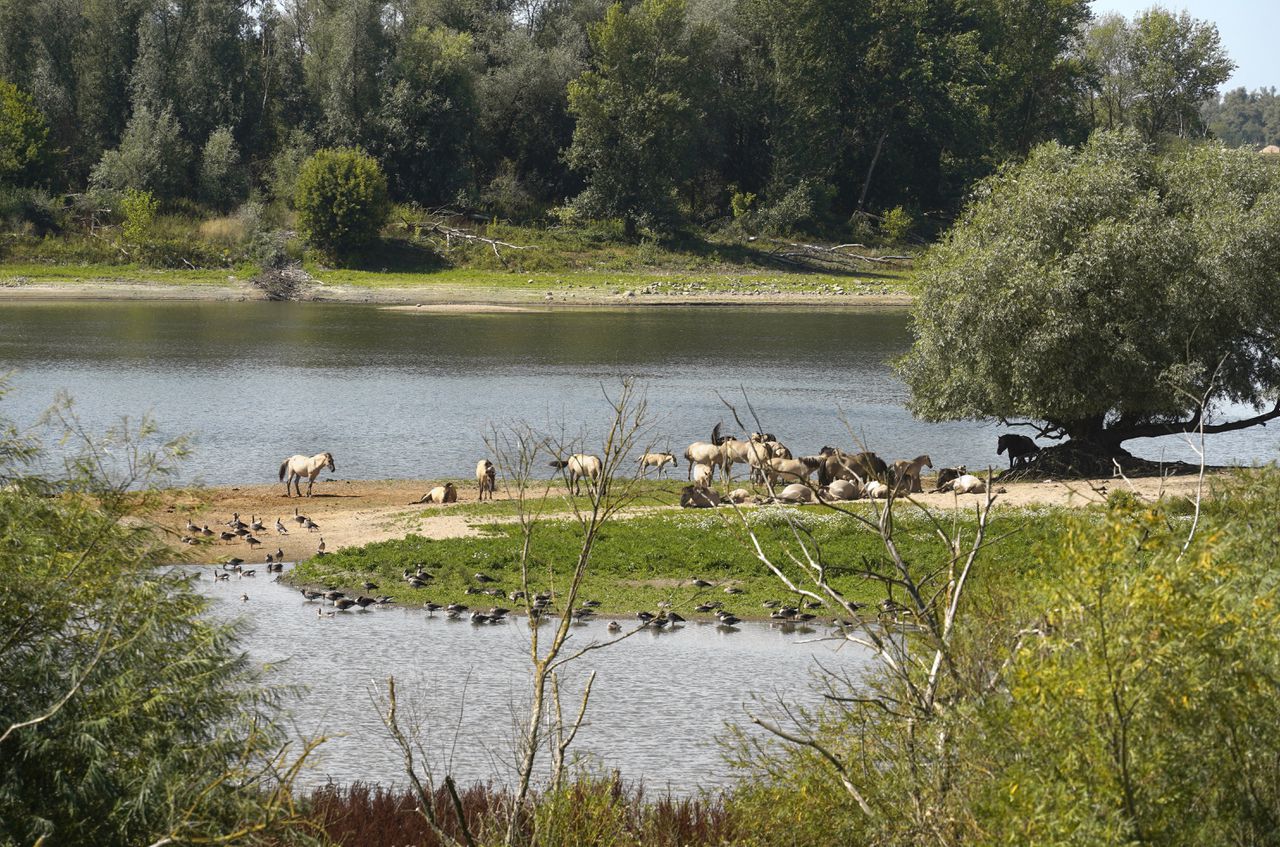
[898,130,1280,455]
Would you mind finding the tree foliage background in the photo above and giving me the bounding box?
[0,0,1247,233]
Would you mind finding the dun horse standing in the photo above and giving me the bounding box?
[279,452,336,497]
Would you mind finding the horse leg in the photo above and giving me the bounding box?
[284,474,292,497]
[306,473,315,496]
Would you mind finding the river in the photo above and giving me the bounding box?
[3,301,1270,483]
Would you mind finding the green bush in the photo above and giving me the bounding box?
[198,126,247,212]
[119,188,158,245]
[0,397,315,846]
[878,205,913,243]
[89,106,190,201]
[294,148,390,261]
[0,80,49,186]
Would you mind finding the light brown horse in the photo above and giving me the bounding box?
[279,452,335,497]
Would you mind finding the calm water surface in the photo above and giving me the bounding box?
[194,565,869,792]
[4,301,1272,481]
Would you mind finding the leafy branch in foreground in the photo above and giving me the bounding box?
[0,395,320,847]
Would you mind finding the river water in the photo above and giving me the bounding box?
[2,301,1271,483]
[192,564,870,793]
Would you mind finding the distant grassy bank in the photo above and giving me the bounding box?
[0,217,915,304]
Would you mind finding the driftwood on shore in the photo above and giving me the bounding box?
[764,240,912,273]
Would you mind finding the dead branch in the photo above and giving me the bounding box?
[765,239,912,272]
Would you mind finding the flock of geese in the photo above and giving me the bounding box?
[292,566,896,631]
[182,507,327,565]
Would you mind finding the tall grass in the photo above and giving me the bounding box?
[302,776,740,847]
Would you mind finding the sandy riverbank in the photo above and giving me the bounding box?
[0,276,915,307]
[154,473,1211,566]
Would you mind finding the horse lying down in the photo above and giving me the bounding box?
[411,482,457,504]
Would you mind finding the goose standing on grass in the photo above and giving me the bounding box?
[185,518,200,533]
[201,525,214,538]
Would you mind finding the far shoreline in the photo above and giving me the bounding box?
[0,274,917,309]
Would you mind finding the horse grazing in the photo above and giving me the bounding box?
[477,459,496,500]
[550,454,603,495]
[638,451,678,476]
[279,452,336,497]
[998,434,1040,469]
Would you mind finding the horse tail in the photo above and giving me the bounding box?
[279,460,289,481]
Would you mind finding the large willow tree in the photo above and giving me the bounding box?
[898,131,1280,458]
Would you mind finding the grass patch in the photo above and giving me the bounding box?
[0,261,238,287]
[289,503,1076,620]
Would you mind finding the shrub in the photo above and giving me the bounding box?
[268,129,314,208]
[294,148,390,261]
[198,126,247,212]
[90,106,190,201]
[119,188,159,244]
[756,178,833,235]
[878,205,913,243]
[0,80,49,186]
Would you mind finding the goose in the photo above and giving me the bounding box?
[666,612,686,624]
[185,518,200,532]
[227,557,244,567]
[407,577,428,589]
[723,586,744,595]
[317,607,335,618]
[694,602,721,613]
[293,507,306,526]
[445,603,469,614]
[316,538,326,555]
[691,578,713,588]
[265,553,274,563]
[274,548,284,561]
[228,513,247,530]
[239,593,249,602]
[636,611,655,622]
[717,614,741,628]
[424,602,442,614]
[244,535,261,549]
[201,525,214,537]
[607,621,622,633]
[333,597,356,611]
[323,590,344,602]
[181,536,197,545]
[214,570,230,581]
[354,596,376,609]
[304,518,320,532]
[761,600,781,608]
[582,599,601,608]
[276,517,288,535]
[470,611,490,624]
[488,606,510,618]
[241,569,256,578]
[473,572,495,583]
[362,581,379,591]
[219,531,236,542]
[234,527,250,537]
[300,588,322,601]
[571,607,595,621]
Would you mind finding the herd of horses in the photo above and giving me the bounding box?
[277,431,1042,507]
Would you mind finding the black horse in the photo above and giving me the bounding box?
[997,434,1040,469]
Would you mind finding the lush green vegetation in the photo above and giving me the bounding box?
[900,130,1280,461]
[0,0,1248,284]
[0,402,314,845]
[295,148,391,260]
[291,502,1074,618]
[1205,86,1280,148]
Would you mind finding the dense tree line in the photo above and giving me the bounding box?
[1204,87,1280,148]
[0,0,1242,234]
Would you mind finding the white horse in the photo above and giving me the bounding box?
[638,451,678,476]
[279,451,335,497]
[550,454,603,495]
